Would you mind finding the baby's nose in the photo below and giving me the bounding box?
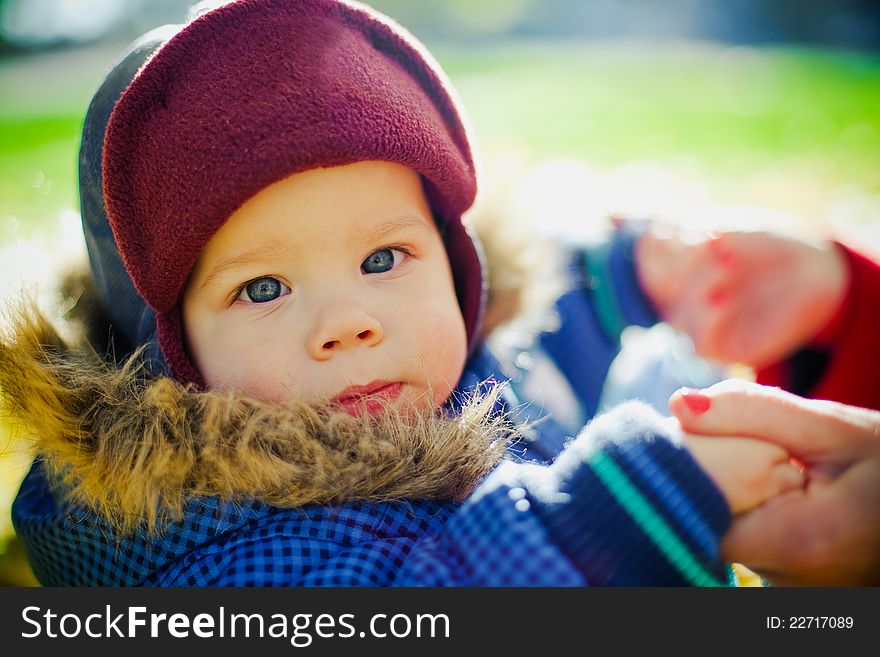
[321,326,381,351]
[307,305,384,359]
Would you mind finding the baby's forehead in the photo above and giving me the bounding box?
[193,187,443,282]
[213,162,435,231]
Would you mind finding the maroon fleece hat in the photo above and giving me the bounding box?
[103,0,484,386]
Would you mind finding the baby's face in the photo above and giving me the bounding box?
[182,161,468,413]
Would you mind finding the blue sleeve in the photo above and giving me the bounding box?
[526,401,731,585]
[397,402,732,587]
[540,224,661,418]
[395,465,587,585]
[585,221,661,335]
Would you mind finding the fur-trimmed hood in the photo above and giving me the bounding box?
[0,297,513,535]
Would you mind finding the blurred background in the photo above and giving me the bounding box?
[1,0,878,585]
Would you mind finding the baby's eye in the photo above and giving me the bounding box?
[237,277,290,303]
[361,248,406,274]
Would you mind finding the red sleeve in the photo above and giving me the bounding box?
[756,244,880,411]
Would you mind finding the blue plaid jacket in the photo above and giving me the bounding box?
[12,387,731,587]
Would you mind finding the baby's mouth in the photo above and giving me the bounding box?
[332,381,404,416]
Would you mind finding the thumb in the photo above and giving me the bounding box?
[721,470,880,586]
[669,380,874,461]
[719,489,819,583]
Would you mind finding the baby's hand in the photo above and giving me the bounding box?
[684,432,805,514]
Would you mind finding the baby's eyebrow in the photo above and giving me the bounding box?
[362,215,432,244]
[198,244,289,292]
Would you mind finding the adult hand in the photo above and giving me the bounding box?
[637,227,849,369]
[670,380,880,586]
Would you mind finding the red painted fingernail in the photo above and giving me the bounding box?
[679,388,711,414]
[708,237,735,266]
[708,286,728,305]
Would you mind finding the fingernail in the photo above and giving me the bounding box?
[708,237,735,266]
[679,388,711,414]
[708,286,728,305]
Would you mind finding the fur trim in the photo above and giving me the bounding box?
[0,300,514,533]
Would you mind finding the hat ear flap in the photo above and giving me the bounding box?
[81,25,179,368]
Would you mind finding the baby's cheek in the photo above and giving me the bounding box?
[237,372,290,404]
[203,344,291,403]
[415,307,468,405]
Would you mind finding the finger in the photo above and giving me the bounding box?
[686,284,784,365]
[663,258,738,341]
[765,459,806,502]
[670,250,778,362]
[722,470,880,585]
[720,488,817,576]
[723,458,805,515]
[684,433,804,514]
[712,274,806,367]
[709,231,795,267]
[669,381,873,459]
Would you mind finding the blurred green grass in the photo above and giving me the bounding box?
[0,40,879,585]
[450,43,880,175]
[1,41,879,242]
